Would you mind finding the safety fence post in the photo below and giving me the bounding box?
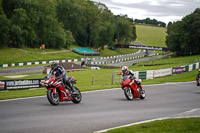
[92,74,94,86]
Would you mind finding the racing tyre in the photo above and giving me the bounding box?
[72,87,82,104]
[140,90,146,99]
[47,89,60,105]
[124,88,133,100]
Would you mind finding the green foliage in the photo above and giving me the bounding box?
[10,8,30,47]
[0,0,3,15]
[115,15,135,44]
[166,8,200,56]
[0,14,10,47]
[0,0,136,49]
[135,17,166,27]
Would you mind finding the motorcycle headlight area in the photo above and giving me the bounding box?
[49,81,54,86]
[45,79,53,86]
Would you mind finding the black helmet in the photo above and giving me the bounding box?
[50,62,58,69]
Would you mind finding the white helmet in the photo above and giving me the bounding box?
[122,66,128,74]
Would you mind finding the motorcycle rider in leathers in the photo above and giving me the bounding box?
[122,66,143,91]
[49,62,77,94]
[196,70,200,86]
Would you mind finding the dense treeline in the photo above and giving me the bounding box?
[0,0,136,50]
[166,8,200,56]
[134,17,166,27]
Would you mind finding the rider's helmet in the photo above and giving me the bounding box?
[122,66,128,74]
[50,62,58,70]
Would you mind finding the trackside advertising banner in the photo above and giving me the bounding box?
[0,79,43,91]
[153,68,172,78]
[115,44,169,51]
[0,81,5,91]
[172,67,186,74]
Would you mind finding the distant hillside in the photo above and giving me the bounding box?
[135,25,167,48]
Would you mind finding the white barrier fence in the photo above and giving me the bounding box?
[153,68,172,78]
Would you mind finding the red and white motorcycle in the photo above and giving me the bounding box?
[41,74,81,105]
[121,75,146,100]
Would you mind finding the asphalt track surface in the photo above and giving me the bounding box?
[0,82,200,133]
[108,54,167,66]
[0,66,44,75]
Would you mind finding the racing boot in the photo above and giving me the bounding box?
[61,83,70,95]
[66,80,78,95]
[139,85,143,91]
[136,80,142,91]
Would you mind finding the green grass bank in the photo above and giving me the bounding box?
[104,117,200,133]
[136,24,167,47]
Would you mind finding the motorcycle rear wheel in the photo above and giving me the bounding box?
[124,88,133,100]
[47,89,60,105]
[72,87,82,104]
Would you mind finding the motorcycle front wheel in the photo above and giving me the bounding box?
[72,87,82,104]
[140,90,146,99]
[124,88,133,100]
[47,89,60,105]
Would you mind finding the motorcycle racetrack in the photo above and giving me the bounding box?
[0,82,200,133]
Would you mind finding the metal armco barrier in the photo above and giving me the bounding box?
[0,79,43,91]
[87,64,121,69]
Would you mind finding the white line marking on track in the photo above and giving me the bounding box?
[94,117,171,133]
[0,96,45,102]
[94,108,200,133]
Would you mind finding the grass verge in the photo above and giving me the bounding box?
[0,47,139,65]
[104,117,200,133]
[136,24,167,47]
[131,54,200,71]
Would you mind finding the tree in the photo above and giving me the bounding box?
[57,0,89,46]
[94,22,114,51]
[115,16,133,44]
[10,8,29,47]
[132,24,137,41]
[0,0,136,49]
[167,21,172,27]
[0,0,3,15]
[0,15,10,47]
[166,8,200,56]
[134,17,166,27]
[65,30,75,48]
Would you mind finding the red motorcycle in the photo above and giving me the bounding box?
[121,75,146,100]
[41,74,82,105]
